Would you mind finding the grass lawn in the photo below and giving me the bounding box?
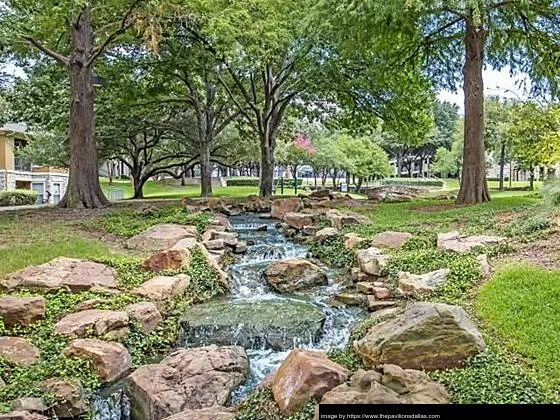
[476,264,560,389]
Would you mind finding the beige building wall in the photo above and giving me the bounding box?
[0,133,16,170]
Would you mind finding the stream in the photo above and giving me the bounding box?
[91,213,362,419]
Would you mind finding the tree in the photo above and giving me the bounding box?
[277,134,316,180]
[320,1,560,204]
[485,97,513,191]
[507,101,560,190]
[1,0,152,208]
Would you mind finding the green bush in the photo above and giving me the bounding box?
[226,178,260,187]
[503,214,550,238]
[542,180,560,206]
[0,189,39,207]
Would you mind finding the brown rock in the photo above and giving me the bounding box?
[326,210,370,229]
[195,244,229,289]
[271,197,302,220]
[63,339,132,383]
[372,231,412,249]
[284,212,315,230]
[74,298,106,312]
[373,287,391,300]
[315,227,338,242]
[203,239,225,250]
[127,345,248,420]
[357,247,388,276]
[366,186,423,203]
[272,349,348,414]
[125,302,162,333]
[54,310,129,339]
[0,412,47,420]
[1,258,116,292]
[356,282,375,295]
[343,233,366,250]
[0,296,45,328]
[126,224,198,252]
[234,241,248,254]
[171,237,198,251]
[0,337,40,366]
[162,408,235,420]
[133,274,190,305]
[264,259,327,293]
[366,297,397,312]
[211,231,238,247]
[39,378,87,418]
[336,291,366,307]
[142,249,191,272]
[398,269,450,295]
[10,398,47,414]
[437,231,506,254]
[208,215,234,232]
[243,195,272,213]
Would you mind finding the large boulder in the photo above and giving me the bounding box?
[398,269,450,295]
[354,302,486,370]
[39,378,87,418]
[142,249,191,272]
[163,408,235,420]
[132,274,190,307]
[0,412,47,420]
[181,299,325,350]
[0,296,45,328]
[356,248,388,277]
[315,227,338,242]
[284,212,315,230]
[1,258,117,292]
[243,195,272,213]
[125,302,163,333]
[127,224,198,252]
[271,198,302,220]
[63,339,132,383]
[372,231,412,249]
[437,231,506,254]
[326,210,370,229]
[10,398,47,414]
[366,186,423,203]
[54,310,129,340]
[0,337,40,367]
[208,215,234,232]
[319,365,448,406]
[271,349,348,414]
[127,345,248,420]
[264,259,327,293]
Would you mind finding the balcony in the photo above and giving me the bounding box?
[14,157,32,172]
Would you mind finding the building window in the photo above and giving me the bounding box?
[31,182,45,204]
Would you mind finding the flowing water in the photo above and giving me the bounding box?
[91,213,362,418]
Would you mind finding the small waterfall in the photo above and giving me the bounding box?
[90,385,130,420]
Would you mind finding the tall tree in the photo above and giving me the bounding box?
[1,0,151,208]
[485,97,513,191]
[320,0,560,204]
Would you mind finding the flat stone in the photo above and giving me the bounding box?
[336,292,367,307]
[373,287,391,300]
[181,300,325,351]
[0,412,47,420]
[1,258,117,292]
[208,215,234,232]
[398,269,450,295]
[142,249,191,272]
[74,298,107,312]
[133,274,190,305]
[234,241,248,254]
[0,296,45,328]
[372,231,412,249]
[355,302,486,370]
[203,239,225,250]
[54,310,129,339]
[63,339,132,383]
[264,259,327,293]
[0,337,40,366]
[127,224,198,252]
[211,231,238,247]
[163,408,235,420]
[357,248,388,276]
[271,197,302,220]
[125,302,162,333]
[10,398,47,413]
[437,231,506,254]
[171,237,198,251]
[344,233,366,250]
[284,212,315,230]
[127,346,248,419]
[366,297,397,312]
[326,209,370,229]
[356,282,375,295]
[315,227,338,241]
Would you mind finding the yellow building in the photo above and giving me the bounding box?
[0,124,69,204]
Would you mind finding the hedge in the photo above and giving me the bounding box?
[380,179,444,187]
[225,178,303,187]
[0,189,39,207]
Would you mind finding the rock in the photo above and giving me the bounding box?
[0,296,45,328]
[10,398,47,414]
[39,378,87,418]
[256,225,268,232]
[351,268,376,283]
[0,412,47,420]
[127,345,248,420]
[63,339,132,383]
[0,337,40,366]
[373,287,391,300]
[133,274,190,306]
[234,241,248,254]
[271,349,348,414]
[336,291,366,306]
[0,377,4,390]
[243,195,272,213]
[162,408,235,420]
[315,227,338,242]
[372,231,412,249]
[264,259,327,293]
[357,248,388,276]
[284,212,315,230]
[356,282,374,295]
[477,254,492,278]
[343,233,366,250]
[366,297,397,312]
[1,258,117,292]
[319,365,448,406]
[209,215,234,232]
[181,300,325,350]
[437,231,506,254]
[304,198,332,210]
[271,197,302,220]
[354,302,486,370]
[366,186,423,203]
[203,239,225,250]
[125,302,162,333]
[171,237,198,251]
[210,231,238,247]
[54,310,129,339]
[398,269,450,295]
[142,249,191,272]
[326,210,370,229]
[182,197,201,212]
[309,189,331,198]
[194,243,229,289]
[127,224,198,252]
[74,298,106,312]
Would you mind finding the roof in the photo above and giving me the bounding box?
[0,123,27,139]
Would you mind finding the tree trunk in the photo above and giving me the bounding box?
[529,165,534,191]
[498,140,506,191]
[200,141,213,197]
[133,180,145,199]
[181,169,186,186]
[59,7,109,209]
[397,155,403,177]
[456,11,490,205]
[259,138,275,197]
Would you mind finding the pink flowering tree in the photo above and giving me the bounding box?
[277,134,316,180]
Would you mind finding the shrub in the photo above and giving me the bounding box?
[542,180,560,206]
[503,214,550,238]
[226,178,260,187]
[379,179,444,187]
[0,189,39,207]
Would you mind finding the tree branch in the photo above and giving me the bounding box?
[23,36,69,67]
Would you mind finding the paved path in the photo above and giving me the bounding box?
[0,203,52,212]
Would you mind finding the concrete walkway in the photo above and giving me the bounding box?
[0,203,53,212]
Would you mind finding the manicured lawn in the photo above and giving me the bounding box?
[442,178,543,195]
[476,264,560,389]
